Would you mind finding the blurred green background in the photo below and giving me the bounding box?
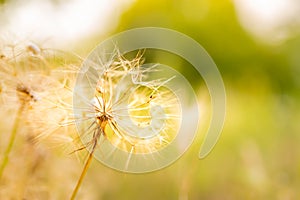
[1,0,300,199]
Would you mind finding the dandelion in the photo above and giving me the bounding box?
[0,41,80,191]
[70,49,181,199]
[0,45,46,179]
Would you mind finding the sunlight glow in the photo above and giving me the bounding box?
[234,0,299,43]
[0,0,134,48]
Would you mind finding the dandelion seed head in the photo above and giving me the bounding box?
[73,48,191,173]
[0,40,80,147]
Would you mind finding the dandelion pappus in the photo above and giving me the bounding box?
[70,49,182,199]
[26,42,41,56]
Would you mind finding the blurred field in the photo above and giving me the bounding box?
[0,0,300,199]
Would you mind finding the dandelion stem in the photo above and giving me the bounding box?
[70,129,100,200]
[0,104,24,180]
[70,150,94,200]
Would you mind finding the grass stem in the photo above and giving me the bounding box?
[0,104,24,180]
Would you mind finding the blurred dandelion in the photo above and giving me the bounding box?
[0,41,80,194]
